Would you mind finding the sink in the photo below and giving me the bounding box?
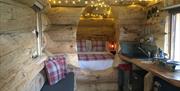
[135,58,154,64]
[140,60,154,64]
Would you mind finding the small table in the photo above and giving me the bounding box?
[110,51,116,55]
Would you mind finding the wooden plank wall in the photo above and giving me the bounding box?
[0,0,179,91]
[112,6,146,42]
[77,19,115,41]
[164,0,180,7]
[45,7,84,67]
[0,0,48,91]
[144,2,168,49]
[111,6,146,52]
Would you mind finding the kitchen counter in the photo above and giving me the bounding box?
[119,54,180,88]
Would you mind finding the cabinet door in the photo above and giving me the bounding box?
[153,77,180,91]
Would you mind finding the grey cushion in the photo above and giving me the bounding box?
[41,72,75,91]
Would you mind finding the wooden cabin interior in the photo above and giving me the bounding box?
[1,0,180,91]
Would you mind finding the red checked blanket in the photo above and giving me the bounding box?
[78,54,114,61]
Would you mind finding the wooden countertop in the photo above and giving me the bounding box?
[119,55,180,88]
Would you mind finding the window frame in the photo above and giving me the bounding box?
[168,8,180,61]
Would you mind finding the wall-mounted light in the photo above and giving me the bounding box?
[108,41,116,55]
[108,41,116,51]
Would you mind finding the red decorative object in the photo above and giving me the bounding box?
[118,64,132,71]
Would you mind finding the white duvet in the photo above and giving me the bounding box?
[79,59,113,71]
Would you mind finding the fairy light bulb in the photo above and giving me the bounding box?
[58,1,61,4]
[115,0,118,3]
[91,1,94,4]
[87,13,90,16]
[53,0,56,4]
[96,7,98,10]
[85,1,88,4]
[65,0,68,4]
[102,2,105,5]
[72,1,76,4]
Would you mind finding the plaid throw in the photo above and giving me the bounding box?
[77,40,86,52]
[92,40,106,52]
[45,55,67,85]
[78,54,114,61]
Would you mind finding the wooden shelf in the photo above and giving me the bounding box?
[162,4,180,10]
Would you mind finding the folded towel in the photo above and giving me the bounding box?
[45,55,67,85]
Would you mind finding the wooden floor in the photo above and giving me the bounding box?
[76,81,118,91]
[73,67,119,91]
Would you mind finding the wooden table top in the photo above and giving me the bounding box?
[119,55,180,88]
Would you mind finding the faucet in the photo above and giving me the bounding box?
[138,47,151,58]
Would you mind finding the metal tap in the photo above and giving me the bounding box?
[138,47,151,58]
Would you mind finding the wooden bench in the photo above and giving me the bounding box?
[41,72,75,91]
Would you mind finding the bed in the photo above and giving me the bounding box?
[78,53,114,71]
[77,40,115,71]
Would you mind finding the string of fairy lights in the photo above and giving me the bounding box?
[82,1,111,19]
[48,0,155,5]
[48,0,156,19]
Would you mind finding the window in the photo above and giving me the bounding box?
[171,13,180,61]
[164,15,170,58]
[164,7,180,61]
[32,4,43,58]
